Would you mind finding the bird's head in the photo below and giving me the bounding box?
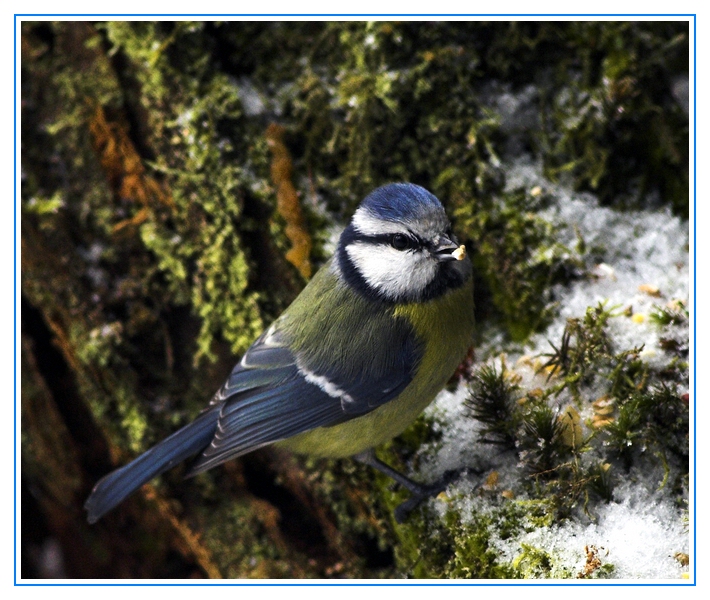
[336,183,471,303]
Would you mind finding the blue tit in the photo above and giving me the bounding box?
[85,182,474,524]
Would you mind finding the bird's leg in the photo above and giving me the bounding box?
[354,449,461,523]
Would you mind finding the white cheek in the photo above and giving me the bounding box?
[346,242,437,300]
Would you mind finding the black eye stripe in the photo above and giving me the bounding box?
[353,232,426,251]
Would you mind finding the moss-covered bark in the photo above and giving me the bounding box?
[21,20,688,578]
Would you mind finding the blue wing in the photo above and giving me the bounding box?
[185,317,421,475]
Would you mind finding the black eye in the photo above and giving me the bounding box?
[391,234,413,250]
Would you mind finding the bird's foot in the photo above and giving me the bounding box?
[392,468,461,523]
[354,449,466,524]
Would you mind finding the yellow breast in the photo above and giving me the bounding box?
[280,279,474,458]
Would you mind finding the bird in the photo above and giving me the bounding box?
[84,182,475,524]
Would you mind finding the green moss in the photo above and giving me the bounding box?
[519,402,570,476]
[513,544,574,578]
[443,510,519,578]
[388,495,562,578]
[465,364,520,449]
[537,22,689,218]
[603,383,689,474]
[541,302,617,399]
[22,191,65,216]
[456,187,585,341]
[459,295,688,524]
[650,300,689,327]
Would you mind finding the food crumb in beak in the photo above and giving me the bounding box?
[452,245,466,261]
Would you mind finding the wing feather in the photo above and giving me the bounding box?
[189,285,424,476]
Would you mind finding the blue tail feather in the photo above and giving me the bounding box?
[84,407,219,524]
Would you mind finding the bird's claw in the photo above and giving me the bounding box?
[393,468,461,523]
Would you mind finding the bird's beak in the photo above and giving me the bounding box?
[433,237,467,262]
